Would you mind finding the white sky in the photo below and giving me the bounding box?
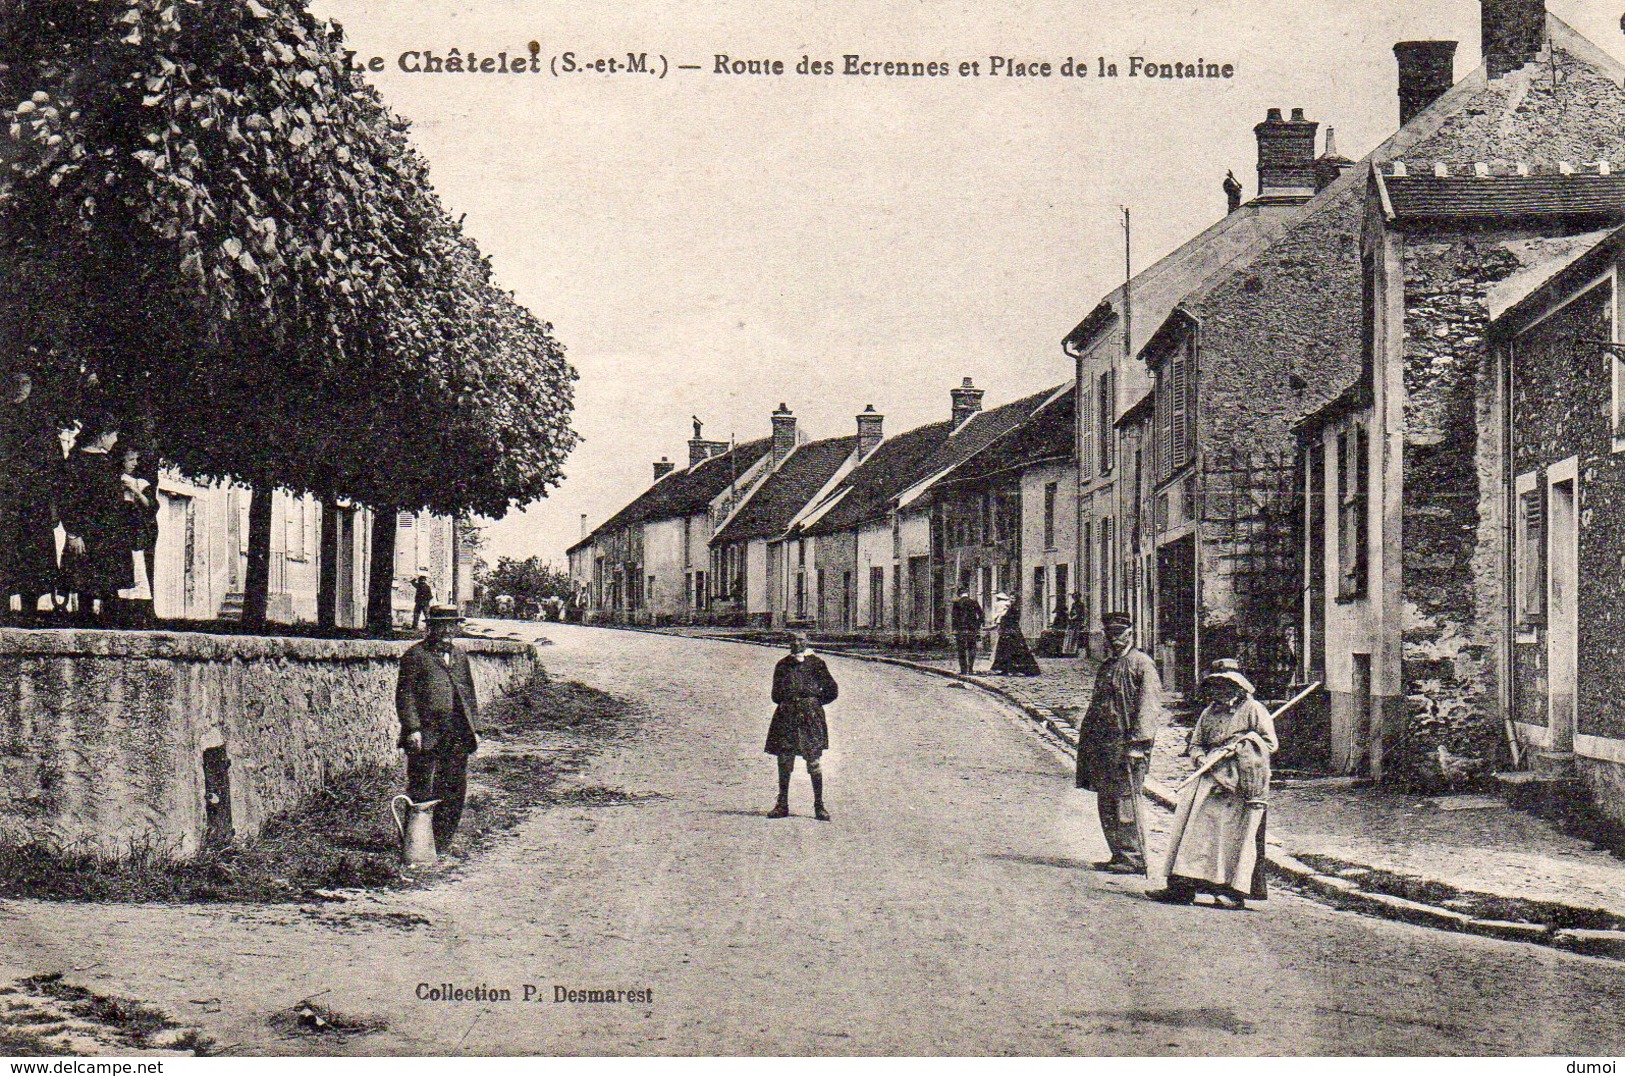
[311,0,1623,565]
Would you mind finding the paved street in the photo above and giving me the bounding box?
[6,623,1625,1055]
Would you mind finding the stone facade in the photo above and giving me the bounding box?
[0,630,536,858]
[1494,239,1625,823]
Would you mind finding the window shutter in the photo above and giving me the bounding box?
[1354,423,1370,593]
[1169,348,1191,470]
[1099,370,1114,473]
[1080,376,1096,477]
[1526,486,1547,623]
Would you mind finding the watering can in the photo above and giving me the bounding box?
[390,794,441,866]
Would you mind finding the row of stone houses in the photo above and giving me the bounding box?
[570,0,1625,824]
[568,380,1074,641]
[1080,0,1625,819]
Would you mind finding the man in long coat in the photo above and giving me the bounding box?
[397,604,481,851]
[765,632,839,821]
[950,589,984,674]
[1076,611,1167,875]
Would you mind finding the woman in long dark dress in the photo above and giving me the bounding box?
[0,376,64,619]
[990,593,1042,676]
[764,632,839,821]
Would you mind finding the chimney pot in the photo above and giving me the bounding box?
[1393,41,1458,126]
[1314,128,1356,192]
[856,404,885,458]
[1223,170,1244,213]
[1254,107,1320,204]
[1481,0,1546,80]
[950,378,985,429]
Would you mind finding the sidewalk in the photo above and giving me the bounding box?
[594,623,1625,956]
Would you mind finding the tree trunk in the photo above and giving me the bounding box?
[366,504,398,636]
[242,479,274,630]
[317,496,339,630]
[449,517,460,615]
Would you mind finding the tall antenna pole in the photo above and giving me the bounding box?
[1118,205,1131,618]
[1122,206,1132,368]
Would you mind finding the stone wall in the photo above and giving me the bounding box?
[1395,235,1525,771]
[0,630,537,859]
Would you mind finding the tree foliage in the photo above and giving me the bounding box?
[0,0,577,518]
[477,555,576,612]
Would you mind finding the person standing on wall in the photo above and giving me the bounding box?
[950,588,984,675]
[0,373,63,623]
[1075,611,1167,875]
[59,415,126,626]
[396,604,481,852]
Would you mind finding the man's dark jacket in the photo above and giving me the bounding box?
[1075,646,1165,793]
[396,641,481,754]
[950,595,984,633]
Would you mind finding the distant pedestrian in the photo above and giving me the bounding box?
[396,605,481,853]
[1075,611,1167,875]
[1149,659,1277,908]
[765,632,838,821]
[990,592,1041,676]
[950,589,984,674]
[411,574,433,630]
[1063,594,1086,657]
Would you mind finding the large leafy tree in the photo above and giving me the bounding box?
[0,0,577,631]
[477,555,577,615]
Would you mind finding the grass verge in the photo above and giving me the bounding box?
[0,674,634,904]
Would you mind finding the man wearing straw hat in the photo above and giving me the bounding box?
[397,604,482,851]
[1075,611,1166,875]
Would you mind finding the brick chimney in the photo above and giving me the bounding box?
[951,378,984,429]
[1254,107,1319,204]
[771,403,797,468]
[688,437,729,466]
[1314,128,1357,193]
[1482,0,1545,80]
[1394,41,1458,126]
[856,404,884,458]
[653,457,675,482]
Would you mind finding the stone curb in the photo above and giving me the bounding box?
[566,623,1620,958]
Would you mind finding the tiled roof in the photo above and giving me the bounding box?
[1493,223,1625,328]
[1173,13,1622,319]
[711,436,857,546]
[800,420,955,537]
[938,386,1074,487]
[580,437,773,545]
[1063,201,1310,361]
[897,384,1067,507]
[1379,173,1625,222]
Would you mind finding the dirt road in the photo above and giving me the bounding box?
[5,623,1624,1054]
